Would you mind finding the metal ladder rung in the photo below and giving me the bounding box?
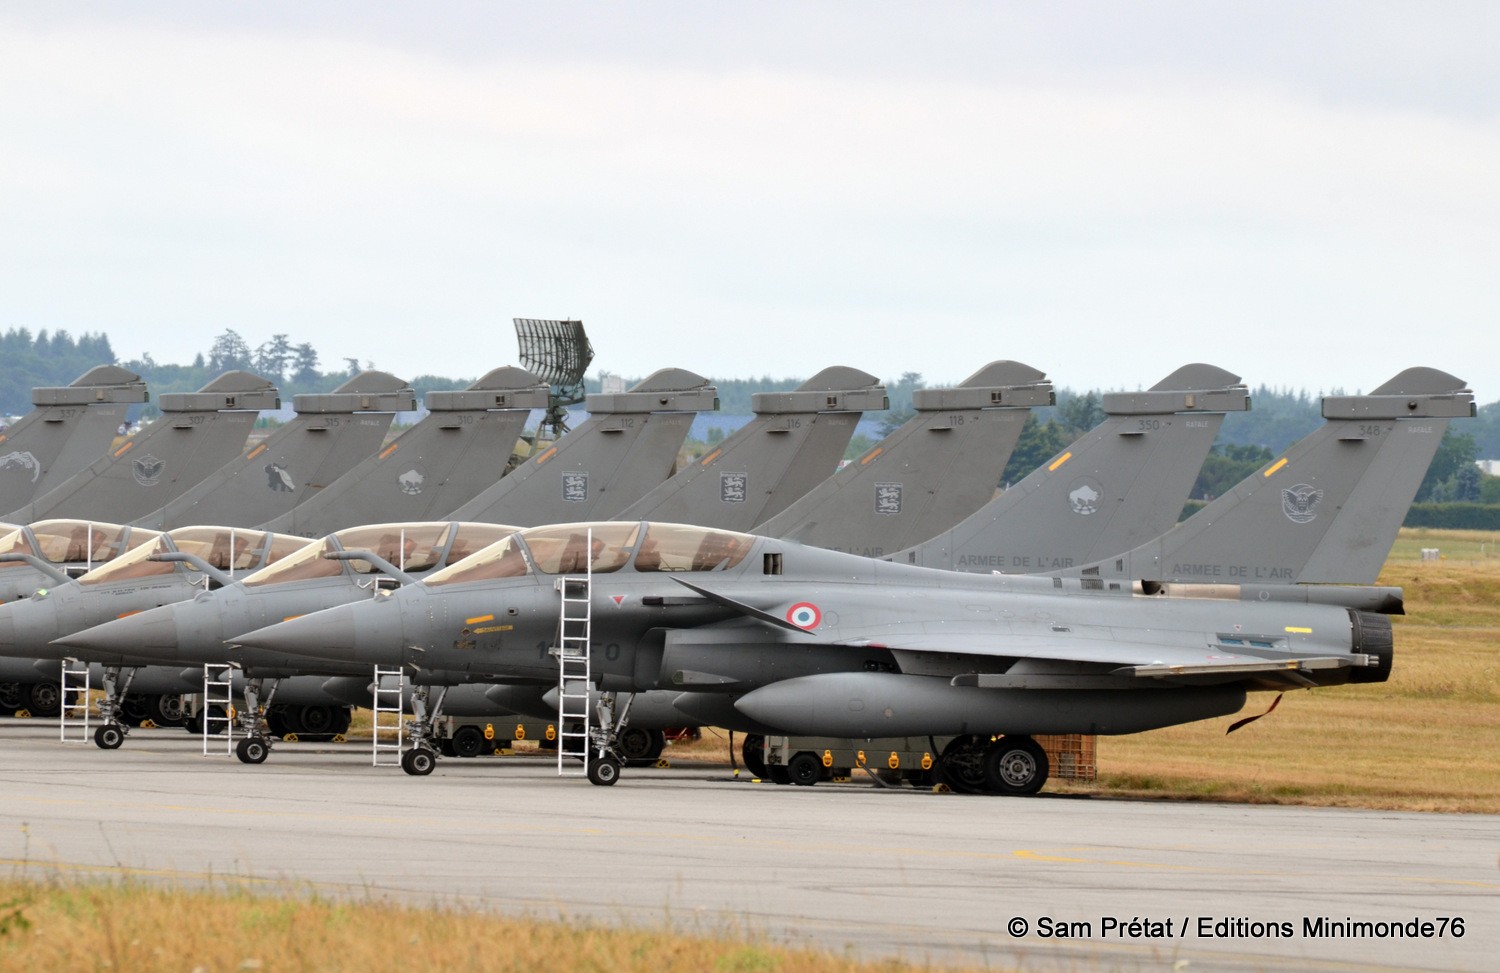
[59,659,92,744]
[202,665,235,756]
[371,665,406,766]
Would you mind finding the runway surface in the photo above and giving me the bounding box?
[1,720,1494,972]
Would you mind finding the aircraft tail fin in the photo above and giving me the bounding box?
[897,363,1250,573]
[1073,367,1474,586]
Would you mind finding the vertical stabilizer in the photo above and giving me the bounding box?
[134,372,418,530]
[1071,367,1475,585]
[0,365,151,512]
[755,361,1054,556]
[261,367,551,536]
[7,371,281,525]
[444,368,719,526]
[897,363,1250,572]
[615,366,889,531]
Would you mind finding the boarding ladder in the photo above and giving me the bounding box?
[59,658,91,743]
[372,665,406,767]
[202,665,235,756]
[552,530,593,776]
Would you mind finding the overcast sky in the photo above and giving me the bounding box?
[3,2,1495,399]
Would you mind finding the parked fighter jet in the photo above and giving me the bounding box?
[612,367,888,531]
[444,369,719,525]
[0,365,150,512]
[48,521,518,757]
[222,367,1471,786]
[133,372,418,530]
[6,371,281,524]
[261,367,551,536]
[0,526,307,738]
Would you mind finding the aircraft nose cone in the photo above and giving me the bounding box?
[54,608,180,661]
[235,601,399,666]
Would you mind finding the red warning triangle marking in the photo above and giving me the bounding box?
[611,595,625,606]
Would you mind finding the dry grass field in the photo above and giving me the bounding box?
[0,878,1000,973]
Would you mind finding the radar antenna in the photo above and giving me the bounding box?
[514,318,594,443]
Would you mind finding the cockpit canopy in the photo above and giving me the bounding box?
[0,520,159,572]
[77,527,308,587]
[241,522,517,589]
[423,522,757,587]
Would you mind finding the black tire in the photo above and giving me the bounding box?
[937,735,988,794]
[586,755,621,786]
[768,765,792,785]
[787,751,822,787]
[618,726,664,765]
[329,706,352,735]
[265,706,292,738]
[235,737,270,764]
[297,705,335,735]
[28,681,61,718]
[401,747,437,776]
[93,723,125,750]
[451,725,487,759]
[982,736,1049,796]
[147,694,187,728]
[0,682,23,713]
[202,704,229,736]
[120,694,150,727]
[741,734,767,777]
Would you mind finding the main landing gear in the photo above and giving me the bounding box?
[937,734,1049,796]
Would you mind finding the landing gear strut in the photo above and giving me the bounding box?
[584,691,634,786]
[399,684,448,777]
[234,676,280,765]
[92,666,139,751]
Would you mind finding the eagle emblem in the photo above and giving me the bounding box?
[132,454,165,486]
[1281,484,1323,524]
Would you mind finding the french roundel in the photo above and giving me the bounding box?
[786,602,821,630]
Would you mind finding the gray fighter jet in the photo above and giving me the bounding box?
[133,372,418,530]
[261,367,551,536]
[895,363,1251,572]
[227,517,1393,789]
[47,521,518,757]
[220,367,1470,786]
[753,361,1054,556]
[612,366,888,531]
[0,365,150,513]
[0,526,307,735]
[443,369,719,525]
[6,371,281,525]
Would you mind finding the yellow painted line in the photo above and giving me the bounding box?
[246,443,268,460]
[113,441,135,458]
[859,446,884,465]
[1263,457,1288,477]
[281,615,303,623]
[700,449,722,466]
[1285,626,1312,634]
[379,442,400,459]
[114,609,142,620]
[1047,451,1072,472]
[534,446,557,465]
[465,613,495,625]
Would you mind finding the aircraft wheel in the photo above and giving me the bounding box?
[329,706,352,735]
[93,723,126,750]
[28,681,61,718]
[297,705,335,735]
[202,705,229,736]
[0,682,22,713]
[618,727,664,766]
[148,694,187,727]
[741,734,767,777]
[937,735,988,794]
[121,694,150,727]
[265,706,293,738]
[235,737,271,765]
[451,725,487,759]
[586,755,621,786]
[401,747,437,776]
[787,751,821,786]
[768,765,792,785]
[982,736,1049,796]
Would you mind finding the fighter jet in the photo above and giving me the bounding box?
[222,367,1471,786]
[48,521,518,758]
[0,525,308,739]
[611,366,889,531]
[133,372,418,530]
[6,371,281,524]
[443,369,719,525]
[261,367,551,536]
[0,365,150,513]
